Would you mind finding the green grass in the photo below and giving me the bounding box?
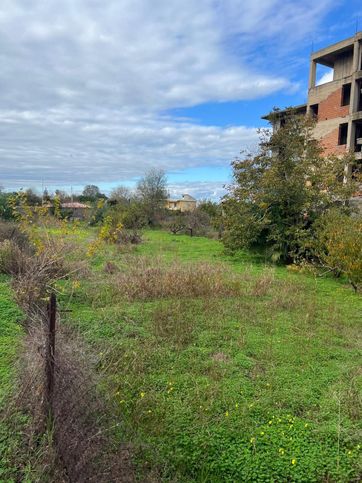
[0,275,26,481]
[56,228,362,482]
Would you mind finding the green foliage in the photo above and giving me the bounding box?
[313,210,362,291]
[222,114,356,263]
[0,277,25,481]
[0,191,16,220]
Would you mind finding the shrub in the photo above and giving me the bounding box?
[0,240,27,275]
[0,221,29,249]
[115,229,142,245]
[313,210,362,291]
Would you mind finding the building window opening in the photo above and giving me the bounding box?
[341,83,351,106]
[358,82,362,111]
[310,104,319,117]
[354,122,362,152]
[316,64,334,86]
[338,123,348,145]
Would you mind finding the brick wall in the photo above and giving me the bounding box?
[321,126,348,155]
[317,86,349,121]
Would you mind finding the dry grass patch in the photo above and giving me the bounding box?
[112,256,243,301]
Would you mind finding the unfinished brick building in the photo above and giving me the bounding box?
[264,32,362,161]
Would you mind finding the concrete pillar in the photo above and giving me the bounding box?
[350,40,361,114]
[347,119,355,151]
[352,38,360,72]
[308,60,317,90]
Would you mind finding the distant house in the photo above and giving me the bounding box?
[44,201,91,220]
[165,194,196,212]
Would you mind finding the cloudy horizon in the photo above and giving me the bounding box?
[0,0,360,199]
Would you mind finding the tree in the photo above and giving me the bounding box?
[25,188,42,205]
[136,169,168,225]
[81,185,105,201]
[109,186,131,205]
[185,208,211,236]
[222,112,356,262]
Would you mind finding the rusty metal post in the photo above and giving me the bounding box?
[46,292,56,407]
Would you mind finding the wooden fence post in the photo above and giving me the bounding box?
[46,292,56,407]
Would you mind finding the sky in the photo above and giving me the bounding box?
[0,0,361,199]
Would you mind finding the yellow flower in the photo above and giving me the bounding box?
[268,420,272,425]
[235,403,239,408]
[304,423,309,428]
[291,458,297,465]
[225,411,229,417]
[250,437,255,443]
[279,448,285,455]
[140,392,145,398]
[260,431,265,436]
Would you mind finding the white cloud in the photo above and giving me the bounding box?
[0,0,335,193]
[316,70,334,86]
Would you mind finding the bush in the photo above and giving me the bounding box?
[313,210,362,291]
[0,240,27,275]
[115,229,142,245]
[0,221,29,249]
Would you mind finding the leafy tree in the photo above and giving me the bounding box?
[136,169,168,225]
[120,201,148,229]
[81,185,106,202]
[222,113,356,262]
[25,188,42,205]
[54,189,70,202]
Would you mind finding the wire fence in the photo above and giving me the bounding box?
[41,293,134,483]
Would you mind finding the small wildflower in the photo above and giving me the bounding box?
[268,420,272,425]
[304,423,309,428]
[347,450,352,456]
[291,458,297,465]
[250,437,255,443]
[225,411,229,417]
[147,410,152,414]
[235,403,239,408]
[140,392,145,398]
[260,431,265,436]
[279,448,285,455]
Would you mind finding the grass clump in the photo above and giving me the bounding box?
[112,256,243,301]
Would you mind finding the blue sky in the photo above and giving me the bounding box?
[0,0,361,199]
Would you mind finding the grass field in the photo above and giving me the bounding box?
[0,275,26,481]
[51,228,361,482]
